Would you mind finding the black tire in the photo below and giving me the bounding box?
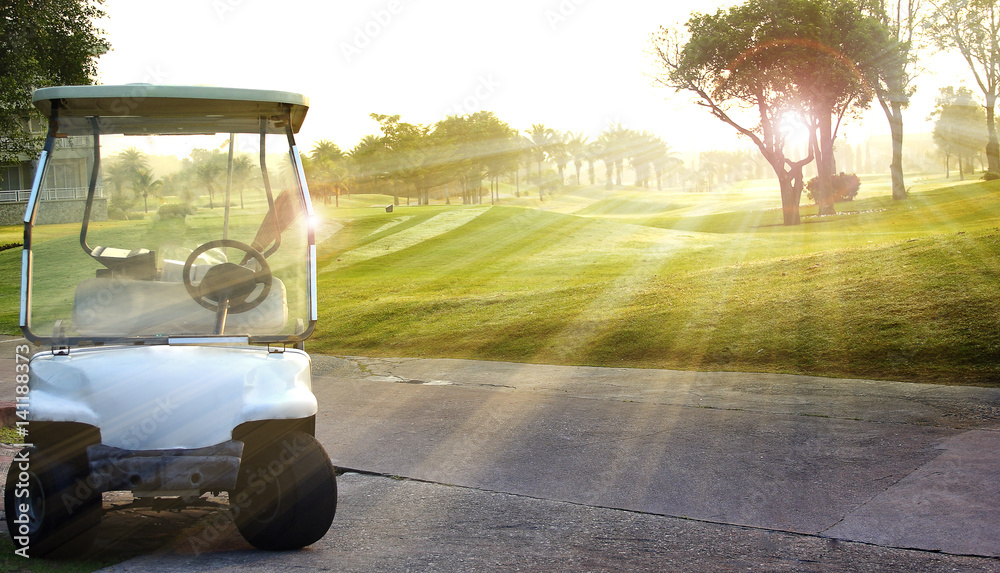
[232,431,337,550]
[3,447,101,557]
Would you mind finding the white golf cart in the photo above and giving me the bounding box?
[6,85,336,555]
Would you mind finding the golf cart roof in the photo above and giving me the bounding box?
[32,84,309,135]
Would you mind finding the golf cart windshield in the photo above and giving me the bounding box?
[21,85,317,346]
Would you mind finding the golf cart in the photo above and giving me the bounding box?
[6,85,336,555]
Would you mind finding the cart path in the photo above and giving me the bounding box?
[1,348,999,569]
[312,355,1000,557]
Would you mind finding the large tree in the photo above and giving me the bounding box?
[925,0,1000,173]
[652,0,889,224]
[860,0,921,200]
[0,0,109,163]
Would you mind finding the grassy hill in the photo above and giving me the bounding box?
[3,174,999,385]
[309,175,1000,386]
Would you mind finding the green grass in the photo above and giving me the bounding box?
[307,175,1000,386]
[4,174,1000,385]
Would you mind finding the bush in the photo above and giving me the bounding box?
[982,171,999,181]
[158,203,197,220]
[805,173,861,204]
[108,193,136,220]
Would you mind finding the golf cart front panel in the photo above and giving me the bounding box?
[28,345,315,449]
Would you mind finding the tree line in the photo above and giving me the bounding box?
[302,114,685,207]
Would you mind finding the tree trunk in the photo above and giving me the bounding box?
[987,93,1000,173]
[778,172,800,226]
[815,109,837,216]
[888,100,907,199]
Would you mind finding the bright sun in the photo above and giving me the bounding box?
[778,110,813,148]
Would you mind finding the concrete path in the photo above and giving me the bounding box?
[1,342,999,570]
[313,356,1000,557]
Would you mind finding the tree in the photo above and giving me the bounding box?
[929,86,987,179]
[652,143,683,191]
[132,168,162,213]
[860,0,921,200]
[117,147,149,175]
[231,154,256,209]
[307,140,347,206]
[191,148,225,209]
[597,124,631,188]
[0,0,109,163]
[349,134,389,195]
[652,0,888,224]
[527,124,556,197]
[925,0,1000,172]
[548,131,569,186]
[564,131,589,186]
[102,160,132,199]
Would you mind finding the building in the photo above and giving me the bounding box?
[0,117,105,225]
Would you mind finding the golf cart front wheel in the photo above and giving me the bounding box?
[3,447,101,557]
[232,431,337,550]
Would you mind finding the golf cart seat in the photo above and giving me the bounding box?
[72,277,288,337]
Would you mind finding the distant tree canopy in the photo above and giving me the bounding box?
[318,114,682,207]
[651,0,895,225]
[929,86,988,180]
[0,0,109,163]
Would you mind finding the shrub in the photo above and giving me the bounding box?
[158,203,197,220]
[805,173,861,204]
[108,193,136,220]
[982,171,999,181]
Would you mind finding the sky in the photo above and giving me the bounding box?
[94,0,962,157]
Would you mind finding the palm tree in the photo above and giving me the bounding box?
[132,168,162,213]
[349,135,389,195]
[527,124,558,199]
[117,147,149,177]
[564,131,589,186]
[232,154,255,208]
[597,124,630,188]
[585,140,603,186]
[193,156,223,209]
[310,140,345,164]
[102,160,132,199]
[651,142,682,191]
[548,131,569,186]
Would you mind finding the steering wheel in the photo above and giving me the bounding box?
[182,239,272,314]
